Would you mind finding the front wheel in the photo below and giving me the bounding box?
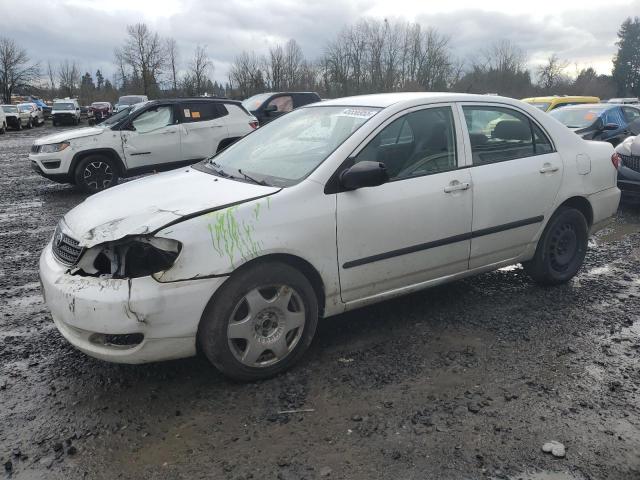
[26,118,32,129]
[74,155,119,194]
[0,122,5,134]
[198,262,319,381]
[524,207,588,285]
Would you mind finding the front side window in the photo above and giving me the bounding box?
[622,106,640,123]
[268,96,293,113]
[354,107,457,180]
[463,106,551,165]
[199,106,380,187]
[132,106,174,133]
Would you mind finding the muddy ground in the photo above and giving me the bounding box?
[0,123,639,480]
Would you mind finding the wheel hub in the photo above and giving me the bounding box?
[253,308,284,341]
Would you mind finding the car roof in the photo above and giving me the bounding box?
[315,92,524,108]
[153,97,242,106]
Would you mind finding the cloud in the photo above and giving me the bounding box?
[0,0,636,86]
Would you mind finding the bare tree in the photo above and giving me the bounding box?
[537,54,570,90]
[58,60,80,97]
[165,37,179,94]
[118,23,165,96]
[187,45,213,96]
[0,37,39,103]
[229,51,265,97]
[47,61,56,96]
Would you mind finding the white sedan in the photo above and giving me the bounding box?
[39,93,620,381]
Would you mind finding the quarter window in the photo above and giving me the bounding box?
[463,106,552,165]
[354,107,457,180]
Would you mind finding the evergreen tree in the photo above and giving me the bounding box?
[96,69,104,90]
[612,17,640,96]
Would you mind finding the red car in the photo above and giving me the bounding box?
[89,102,113,124]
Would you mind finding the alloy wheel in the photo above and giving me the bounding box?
[83,161,114,191]
[227,285,306,367]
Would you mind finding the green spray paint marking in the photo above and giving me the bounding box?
[206,198,269,268]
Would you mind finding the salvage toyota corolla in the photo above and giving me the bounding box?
[40,93,621,381]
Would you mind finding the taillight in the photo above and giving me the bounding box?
[611,152,622,169]
[249,120,259,130]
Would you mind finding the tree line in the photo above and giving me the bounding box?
[1,16,639,105]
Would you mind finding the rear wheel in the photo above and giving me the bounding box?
[524,207,588,285]
[74,155,119,194]
[198,262,319,381]
[0,122,5,134]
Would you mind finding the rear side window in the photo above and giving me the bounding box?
[267,96,293,113]
[181,102,227,123]
[463,106,553,166]
[622,106,640,123]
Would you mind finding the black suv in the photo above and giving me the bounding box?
[241,92,321,125]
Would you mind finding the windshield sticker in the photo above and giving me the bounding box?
[183,109,191,118]
[339,108,378,119]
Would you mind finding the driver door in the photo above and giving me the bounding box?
[121,104,182,170]
[336,105,473,303]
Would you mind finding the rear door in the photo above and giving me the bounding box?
[179,101,229,159]
[121,103,182,169]
[458,103,562,268]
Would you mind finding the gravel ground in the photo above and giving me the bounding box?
[1,123,639,480]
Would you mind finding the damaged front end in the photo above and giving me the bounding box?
[71,235,182,279]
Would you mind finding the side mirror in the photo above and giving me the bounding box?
[339,161,389,190]
[264,104,277,114]
[603,123,620,131]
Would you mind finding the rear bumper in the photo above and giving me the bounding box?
[588,186,621,235]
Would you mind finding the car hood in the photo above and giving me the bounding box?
[62,167,281,248]
[616,135,640,156]
[34,127,105,145]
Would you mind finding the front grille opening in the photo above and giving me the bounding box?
[51,226,83,266]
[89,333,144,348]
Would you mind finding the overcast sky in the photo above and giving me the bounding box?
[0,0,638,85]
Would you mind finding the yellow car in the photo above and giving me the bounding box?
[522,96,600,112]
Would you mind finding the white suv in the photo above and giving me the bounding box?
[30,98,258,193]
[51,98,81,126]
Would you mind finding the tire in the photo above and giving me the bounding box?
[0,122,5,134]
[73,155,119,194]
[26,118,32,129]
[52,119,58,127]
[16,120,22,131]
[198,261,319,382]
[524,207,588,285]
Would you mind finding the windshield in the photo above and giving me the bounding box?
[91,102,110,108]
[100,102,147,127]
[2,105,17,113]
[550,106,607,128]
[199,105,380,187]
[528,102,550,111]
[18,104,32,112]
[242,93,272,111]
[53,102,75,110]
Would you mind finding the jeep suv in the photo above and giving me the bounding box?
[52,99,81,126]
[29,98,258,193]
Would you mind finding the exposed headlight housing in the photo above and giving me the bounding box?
[39,142,70,153]
[74,236,181,279]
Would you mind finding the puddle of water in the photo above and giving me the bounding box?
[509,472,583,480]
[585,265,612,276]
[597,221,640,243]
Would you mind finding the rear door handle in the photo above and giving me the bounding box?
[539,164,559,173]
[444,181,470,193]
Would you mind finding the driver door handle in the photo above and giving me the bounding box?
[444,181,470,193]
[539,164,559,173]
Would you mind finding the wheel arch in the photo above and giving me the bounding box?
[557,196,593,227]
[70,148,126,179]
[231,253,326,317]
